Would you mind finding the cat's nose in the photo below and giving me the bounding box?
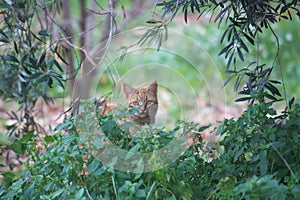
[140,105,146,113]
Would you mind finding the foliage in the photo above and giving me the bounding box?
[142,0,300,103]
[1,1,300,200]
[1,99,300,199]
[234,175,293,200]
[211,101,300,198]
[0,0,65,172]
[0,99,208,199]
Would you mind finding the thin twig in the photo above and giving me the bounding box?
[269,25,288,106]
[271,143,299,184]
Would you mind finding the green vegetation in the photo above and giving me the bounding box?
[1,99,299,199]
[1,0,300,199]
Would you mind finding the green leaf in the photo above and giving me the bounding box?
[43,182,53,192]
[1,171,16,182]
[120,121,136,131]
[259,150,268,176]
[93,166,106,176]
[0,38,10,43]
[136,189,147,198]
[102,119,117,133]
[265,83,281,96]
[237,47,244,61]
[17,12,25,23]
[235,97,251,102]
[38,30,49,36]
[238,90,250,95]
[44,135,55,142]
[166,197,176,200]
[16,22,26,31]
[234,146,244,162]
[223,76,234,88]
[183,4,188,23]
[146,181,156,200]
[218,42,233,56]
[22,130,34,142]
[87,159,100,174]
[54,59,63,72]
[24,183,35,199]
[0,29,8,39]
[265,93,277,101]
[215,124,224,136]
[269,79,281,84]
[239,39,249,52]
[9,140,26,154]
[18,74,27,82]
[75,188,84,199]
[52,188,64,198]
[52,76,65,89]
[198,125,210,132]
[5,55,19,63]
[243,33,255,45]
[129,143,140,153]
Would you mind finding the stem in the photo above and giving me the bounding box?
[271,143,299,184]
[269,25,288,106]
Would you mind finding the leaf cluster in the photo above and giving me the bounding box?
[0,0,65,169]
[1,99,300,199]
[155,0,300,103]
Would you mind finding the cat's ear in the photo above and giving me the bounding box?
[123,82,135,98]
[148,81,157,94]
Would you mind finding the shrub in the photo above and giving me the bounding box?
[1,99,299,199]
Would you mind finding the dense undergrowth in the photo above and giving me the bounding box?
[1,99,299,199]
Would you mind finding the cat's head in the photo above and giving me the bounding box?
[123,81,158,125]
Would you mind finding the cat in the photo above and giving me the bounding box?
[97,81,158,132]
[123,81,158,126]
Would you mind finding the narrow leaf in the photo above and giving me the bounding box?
[235,97,251,102]
[265,83,281,96]
[226,53,234,69]
[16,23,26,31]
[265,93,277,101]
[17,12,25,23]
[238,90,250,95]
[269,79,281,84]
[244,33,255,45]
[38,30,49,36]
[237,47,244,61]
[0,29,8,38]
[223,76,234,88]
[239,39,249,52]
[184,5,188,23]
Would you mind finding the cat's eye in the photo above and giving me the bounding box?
[146,100,155,104]
[131,101,139,106]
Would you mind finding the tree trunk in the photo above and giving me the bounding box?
[71,0,116,114]
[61,0,76,93]
[71,0,157,114]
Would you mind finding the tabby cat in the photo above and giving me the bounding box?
[97,81,158,127]
[123,81,158,126]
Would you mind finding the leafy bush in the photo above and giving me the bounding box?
[234,175,294,200]
[0,0,64,132]
[1,99,300,199]
[209,101,300,199]
[0,0,65,176]
[0,99,208,199]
